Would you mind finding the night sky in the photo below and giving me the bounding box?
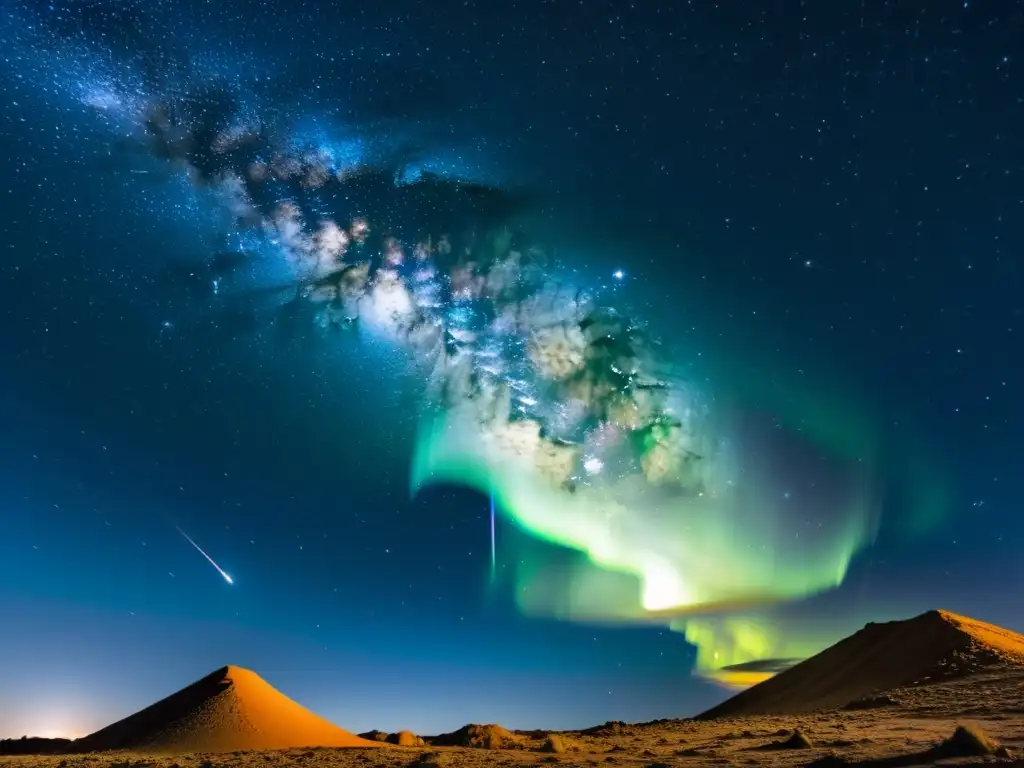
[1,0,1022,741]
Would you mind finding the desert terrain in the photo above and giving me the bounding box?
[4,611,1024,768]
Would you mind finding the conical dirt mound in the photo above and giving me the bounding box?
[74,665,382,753]
[698,610,1024,719]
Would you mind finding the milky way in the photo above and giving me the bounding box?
[4,0,898,683]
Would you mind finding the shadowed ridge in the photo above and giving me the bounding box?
[697,609,1024,719]
[0,737,73,756]
[73,665,381,754]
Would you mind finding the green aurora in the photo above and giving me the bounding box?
[411,343,951,685]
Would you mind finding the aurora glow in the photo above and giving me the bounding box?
[410,380,883,682]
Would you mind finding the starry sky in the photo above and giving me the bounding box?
[1,0,1022,741]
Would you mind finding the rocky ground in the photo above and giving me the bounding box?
[6,669,1024,768]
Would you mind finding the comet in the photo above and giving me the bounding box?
[176,526,234,584]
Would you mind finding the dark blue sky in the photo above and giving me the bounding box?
[0,0,1021,739]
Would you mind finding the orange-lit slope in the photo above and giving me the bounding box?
[698,610,1024,719]
[75,666,381,753]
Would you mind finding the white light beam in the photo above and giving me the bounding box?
[176,526,234,584]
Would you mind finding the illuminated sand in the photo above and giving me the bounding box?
[699,609,1024,719]
[6,612,1024,766]
[73,665,380,753]
[4,693,1024,768]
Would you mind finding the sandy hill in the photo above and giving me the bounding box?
[73,665,381,753]
[698,609,1024,719]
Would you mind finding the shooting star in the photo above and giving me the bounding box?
[176,525,234,584]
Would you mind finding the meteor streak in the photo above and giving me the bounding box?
[176,526,234,584]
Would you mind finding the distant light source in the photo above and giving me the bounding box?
[613,270,625,280]
[583,457,604,474]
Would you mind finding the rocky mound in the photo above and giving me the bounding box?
[387,730,425,746]
[74,665,381,753]
[431,724,521,749]
[699,610,1024,718]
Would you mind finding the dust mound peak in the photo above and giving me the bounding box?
[699,609,1024,719]
[75,665,381,753]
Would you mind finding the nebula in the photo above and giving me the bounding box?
[6,0,948,684]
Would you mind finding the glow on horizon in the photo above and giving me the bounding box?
[30,729,86,740]
[4,707,91,741]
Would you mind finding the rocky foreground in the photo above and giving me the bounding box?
[5,668,1024,768]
